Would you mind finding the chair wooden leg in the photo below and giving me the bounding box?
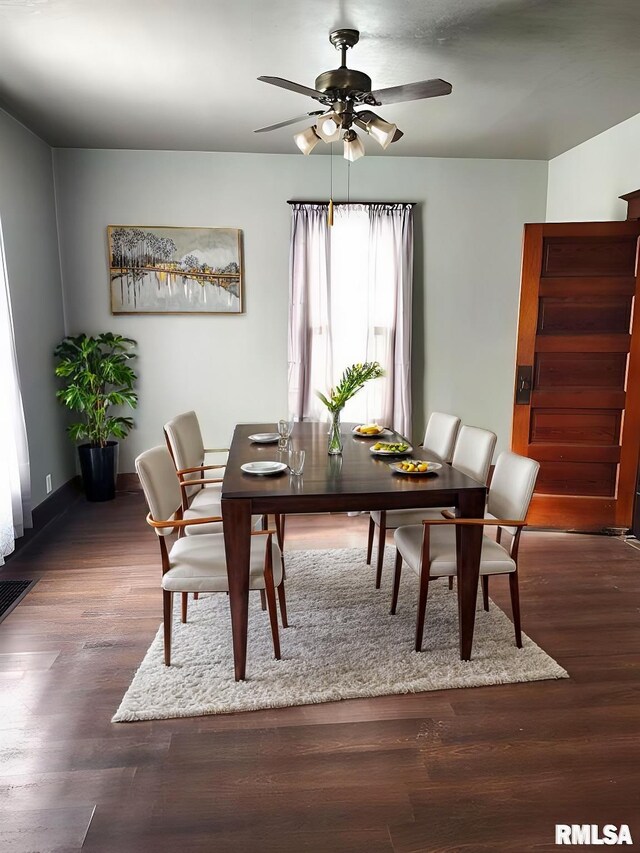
[448,576,454,591]
[181,592,188,623]
[366,516,375,565]
[390,550,403,615]
[509,571,523,648]
[375,513,386,589]
[194,592,199,600]
[275,514,286,580]
[277,581,289,628]
[260,589,267,611]
[263,539,281,660]
[481,575,489,611]
[415,566,431,652]
[163,590,173,666]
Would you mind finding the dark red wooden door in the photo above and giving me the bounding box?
[512,222,640,531]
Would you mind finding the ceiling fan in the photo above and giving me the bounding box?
[255,28,452,161]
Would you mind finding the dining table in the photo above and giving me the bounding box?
[221,421,487,681]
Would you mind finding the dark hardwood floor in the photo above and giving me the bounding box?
[1,493,639,852]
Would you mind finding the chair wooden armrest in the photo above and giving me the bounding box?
[146,512,223,530]
[179,478,223,487]
[177,464,225,475]
[204,447,230,454]
[423,517,527,528]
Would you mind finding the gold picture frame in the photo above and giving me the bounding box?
[108,225,243,314]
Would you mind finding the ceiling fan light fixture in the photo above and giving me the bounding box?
[315,112,341,142]
[343,129,365,162]
[293,125,321,155]
[366,115,398,150]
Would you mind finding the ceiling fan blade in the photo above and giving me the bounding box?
[254,111,324,133]
[368,78,452,106]
[258,76,328,102]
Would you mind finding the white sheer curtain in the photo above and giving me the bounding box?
[288,202,413,434]
[0,221,31,564]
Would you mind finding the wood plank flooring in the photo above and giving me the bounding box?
[0,494,639,852]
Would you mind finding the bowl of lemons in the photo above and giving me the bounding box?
[352,423,390,437]
[389,459,442,475]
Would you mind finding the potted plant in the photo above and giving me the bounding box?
[54,333,138,501]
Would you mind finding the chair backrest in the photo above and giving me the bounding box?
[422,412,461,463]
[164,411,205,482]
[135,446,182,536]
[451,425,497,485]
[487,451,540,533]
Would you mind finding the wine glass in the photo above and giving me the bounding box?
[278,418,294,450]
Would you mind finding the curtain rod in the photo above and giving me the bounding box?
[286,200,416,206]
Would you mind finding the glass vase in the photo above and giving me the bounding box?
[328,409,343,455]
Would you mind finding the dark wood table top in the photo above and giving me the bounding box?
[222,422,485,513]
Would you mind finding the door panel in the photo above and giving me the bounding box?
[534,352,627,389]
[542,236,638,276]
[537,297,632,334]
[530,410,621,445]
[535,461,617,497]
[512,221,640,530]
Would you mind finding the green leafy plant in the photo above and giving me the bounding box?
[316,361,384,413]
[54,333,138,447]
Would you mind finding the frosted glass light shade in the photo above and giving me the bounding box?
[294,126,321,155]
[367,116,397,149]
[315,113,341,142]
[343,131,365,162]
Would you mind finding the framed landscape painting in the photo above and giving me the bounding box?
[108,225,243,314]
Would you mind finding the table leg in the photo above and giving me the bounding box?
[222,497,253,681]
[457,489,487,661]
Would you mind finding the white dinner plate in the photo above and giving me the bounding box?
[389,460,442,475]
[241,461,287,476]
[248,432,280,443]
[351,425,393,438]
[369,442,413,456]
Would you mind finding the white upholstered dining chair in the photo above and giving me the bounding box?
[391,450,540,652]
[163,411,227,512]
[367,421,494,588]
[135,446,287,666]
[422,412,462,463]
[164,410,287,559]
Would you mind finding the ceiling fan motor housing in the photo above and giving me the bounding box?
[315,68,372,101]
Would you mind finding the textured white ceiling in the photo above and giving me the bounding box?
[1,0,639,158]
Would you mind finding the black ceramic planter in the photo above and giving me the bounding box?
[78,441,119,502]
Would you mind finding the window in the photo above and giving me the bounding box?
[0,221,31,563]
[289,202,413,433]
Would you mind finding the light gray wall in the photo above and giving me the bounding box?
[547,111,640,221]
[53,148,548,469]
[0,108,73,507]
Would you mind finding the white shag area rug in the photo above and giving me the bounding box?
[113,547,568,722]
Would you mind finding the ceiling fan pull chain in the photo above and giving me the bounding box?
[328,143,334,227]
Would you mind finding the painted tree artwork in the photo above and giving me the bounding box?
[108,226,243,314]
